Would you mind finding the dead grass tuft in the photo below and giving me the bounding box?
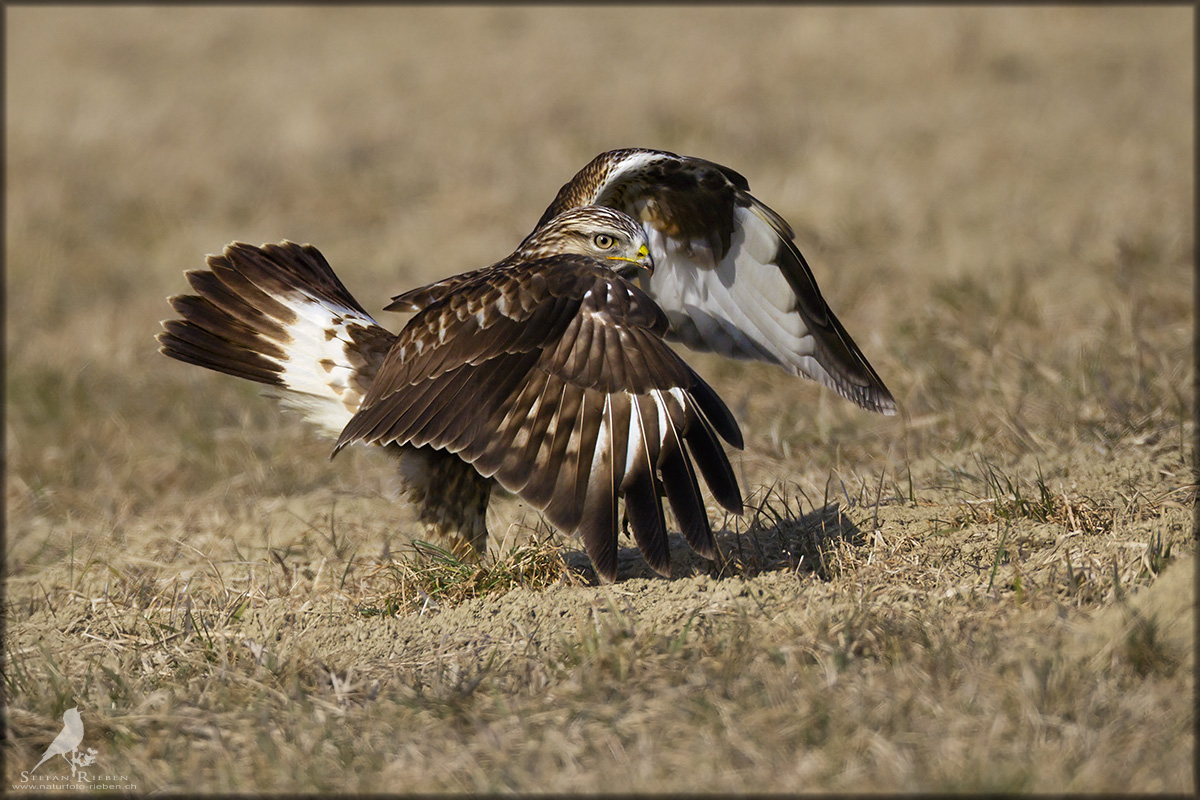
[357,538,574,616]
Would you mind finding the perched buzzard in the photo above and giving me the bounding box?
[159,207,743,581]
[159,149,894,581]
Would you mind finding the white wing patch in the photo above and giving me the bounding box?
[267,291,380,438]
[643,203,844,392]
[651,389,671,449]
[591,396,612,477]
[623,396,645,480]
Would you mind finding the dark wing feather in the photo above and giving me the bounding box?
[159,318,285,384]
[541,387,604,533]
[618,394,670,576]
[537,148,897,415]
[680,399,743,516]
[656,390,716,559]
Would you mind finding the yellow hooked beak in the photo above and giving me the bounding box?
[606,243,653,275]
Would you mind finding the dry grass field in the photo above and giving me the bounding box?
[5,6,1194,794]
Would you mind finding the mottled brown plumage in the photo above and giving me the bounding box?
[335,208,742,580]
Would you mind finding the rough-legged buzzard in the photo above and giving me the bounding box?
[159,149,894,581]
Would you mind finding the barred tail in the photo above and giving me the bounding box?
[157,240,396,438]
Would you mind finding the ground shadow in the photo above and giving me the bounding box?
[563,502,868,583]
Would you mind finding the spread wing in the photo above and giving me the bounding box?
[334,255,743,581]
[536,148,896,415]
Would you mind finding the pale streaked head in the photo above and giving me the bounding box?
[515,206,652,276]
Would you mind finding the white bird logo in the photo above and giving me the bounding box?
[30,707,85,775]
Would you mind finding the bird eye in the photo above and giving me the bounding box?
[593,233,616,249]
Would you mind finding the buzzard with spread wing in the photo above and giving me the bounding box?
[159,149,894,581]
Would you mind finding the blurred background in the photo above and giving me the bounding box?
[8,5,1192,554]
